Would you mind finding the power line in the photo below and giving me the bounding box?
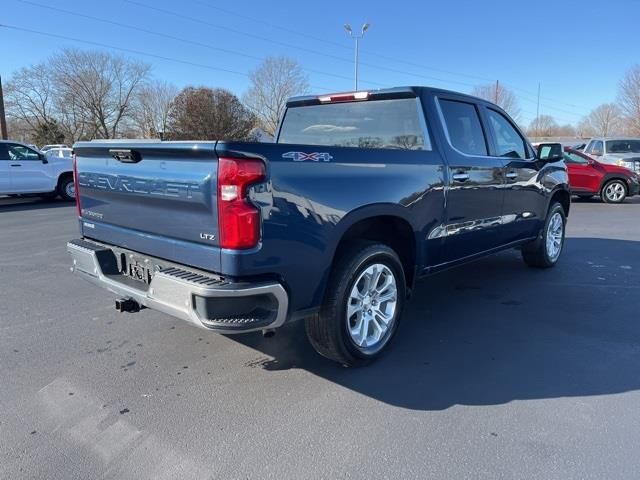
[13,0,381,88]
[508,85,589,118]
[187,0,496,84]
[7,0,597,120]
[188,0,353,53]
[123,1,358,70]
[0,23,582,128]
[183,0,595,112]
[122,0,484,90]
[0,23,337,93]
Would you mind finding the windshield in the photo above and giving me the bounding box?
[606,140,640,154]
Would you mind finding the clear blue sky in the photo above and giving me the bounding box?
[1,0,638,127]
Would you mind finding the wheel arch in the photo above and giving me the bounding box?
[549,188,571,217]
[56,171,73,189]
[327,206,418,293]
[599,174,630,193]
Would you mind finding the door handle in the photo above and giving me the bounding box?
[452,172,470,182]
[10,164,22,167]
[505,171,518,179]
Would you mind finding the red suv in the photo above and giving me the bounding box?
[564,148,640,203]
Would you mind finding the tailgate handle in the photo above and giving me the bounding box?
[109,149,141,163]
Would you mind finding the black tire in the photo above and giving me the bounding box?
[522,202,566,268]
[58,175,75,201]
[601,179,627,204]
[305,242,406,367]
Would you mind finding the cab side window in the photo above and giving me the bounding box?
[8,144,40,160]
[486,109,527,159]
[439,99,488,156]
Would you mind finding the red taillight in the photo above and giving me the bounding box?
[217,157,266,249]
[72,153,81,217]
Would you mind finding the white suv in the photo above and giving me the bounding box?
[0,141,75,200]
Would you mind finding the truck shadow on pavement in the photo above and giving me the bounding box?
[0,196,73,212]
[231,237,640,410]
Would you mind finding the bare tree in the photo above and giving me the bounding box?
[5,117,35,143]
[554,123,577,137]
[579,103,623,137]
[168,87,256,140]
[50,49,150,139]
[5,63,56,130]
[528,115,558,137]
[243,57,309,136]
[56,90,91,142]
[618,65,640,135]
[576,117,595,138]
[472,82,521,122]
[133,80,178,139]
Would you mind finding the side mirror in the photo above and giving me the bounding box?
[592,149,603,156]
[40,153,48,164]
[537,143,563,162]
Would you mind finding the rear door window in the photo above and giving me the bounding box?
[485,109,528,159]
[278,98,430,150]
[439,99,488,156]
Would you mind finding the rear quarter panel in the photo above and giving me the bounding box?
[217,142,446,314]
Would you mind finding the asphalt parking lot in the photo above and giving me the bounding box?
[1,196,640,479]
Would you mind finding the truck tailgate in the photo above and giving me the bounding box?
[73,141,221,272]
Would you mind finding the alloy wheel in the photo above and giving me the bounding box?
[346,263,398,352]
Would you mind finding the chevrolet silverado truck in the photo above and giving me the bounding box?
[68,87,570,366]
[0,141,76,200]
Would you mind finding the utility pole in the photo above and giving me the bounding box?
[495,80,499,104]
[344,23,370,91]
[535,82,541,137]
[0,75,8,140]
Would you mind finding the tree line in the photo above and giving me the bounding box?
[5,47,640,144]
[471,66,640,138]
[5,49,309,145]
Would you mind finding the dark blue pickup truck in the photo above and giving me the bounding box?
[68,86,570,366]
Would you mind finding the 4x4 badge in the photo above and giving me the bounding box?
[282,151,333,162]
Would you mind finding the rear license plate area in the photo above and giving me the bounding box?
[121,255,154,284]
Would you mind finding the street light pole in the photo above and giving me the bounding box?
[344,23,370,91]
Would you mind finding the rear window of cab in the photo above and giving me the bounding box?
[278,98,431,150]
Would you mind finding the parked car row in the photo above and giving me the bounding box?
[564,147,639,203]
[532,138,640,204]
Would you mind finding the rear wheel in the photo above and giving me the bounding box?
[58,175,75,201]
[305,242,406,367]
[522,202,566,268]
[601,179,626,204]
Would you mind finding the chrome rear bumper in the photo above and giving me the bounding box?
[67,239,288,333]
